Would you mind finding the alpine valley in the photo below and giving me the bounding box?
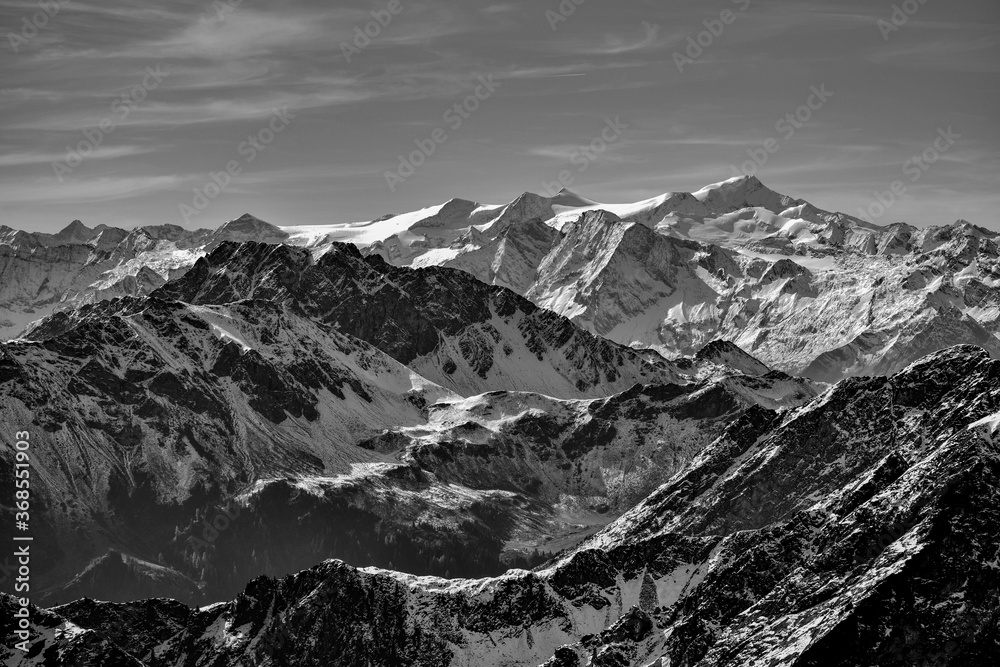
[1,176,998,666]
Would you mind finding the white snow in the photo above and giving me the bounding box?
[968,410,1000,437]
[209,323,252,353]
[282,204,450,247]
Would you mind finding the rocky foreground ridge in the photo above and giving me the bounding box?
[3,345,998,665]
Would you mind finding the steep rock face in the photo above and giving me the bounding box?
[440,218,563,295]
[515,218,999,382]
[562,214,998,383]
[11,346,998,666]
[526,212,733,348]
[0,296,453,604]
[153,241,681,398]
[573,345,1000,665]
[720,253,1000,382]
[660,214,1000,381]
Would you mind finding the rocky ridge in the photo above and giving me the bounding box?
[3,345,996,665]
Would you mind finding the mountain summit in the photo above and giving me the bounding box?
[693,174,805,214]
[210,213,289,246]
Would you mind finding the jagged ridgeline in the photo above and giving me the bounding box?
[2,346,998,665]
[4,177,999,380]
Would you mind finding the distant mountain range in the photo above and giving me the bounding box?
[1,176,998,666]
[3,176,997,382]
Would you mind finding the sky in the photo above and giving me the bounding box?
[1,0,998,233]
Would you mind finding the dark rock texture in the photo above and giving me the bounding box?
[4,345,997,665]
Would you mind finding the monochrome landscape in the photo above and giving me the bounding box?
[1,0,998,665]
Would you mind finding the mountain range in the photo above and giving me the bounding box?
[0,235,820,608]
[3,176,997,382]
[1,176,998,665]
[3,345,997,665]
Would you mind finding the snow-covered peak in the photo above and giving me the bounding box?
[693,175,803,215]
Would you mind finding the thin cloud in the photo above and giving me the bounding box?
[120,10,332,60]
[0,145,158,167]
[0,174,186,204]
